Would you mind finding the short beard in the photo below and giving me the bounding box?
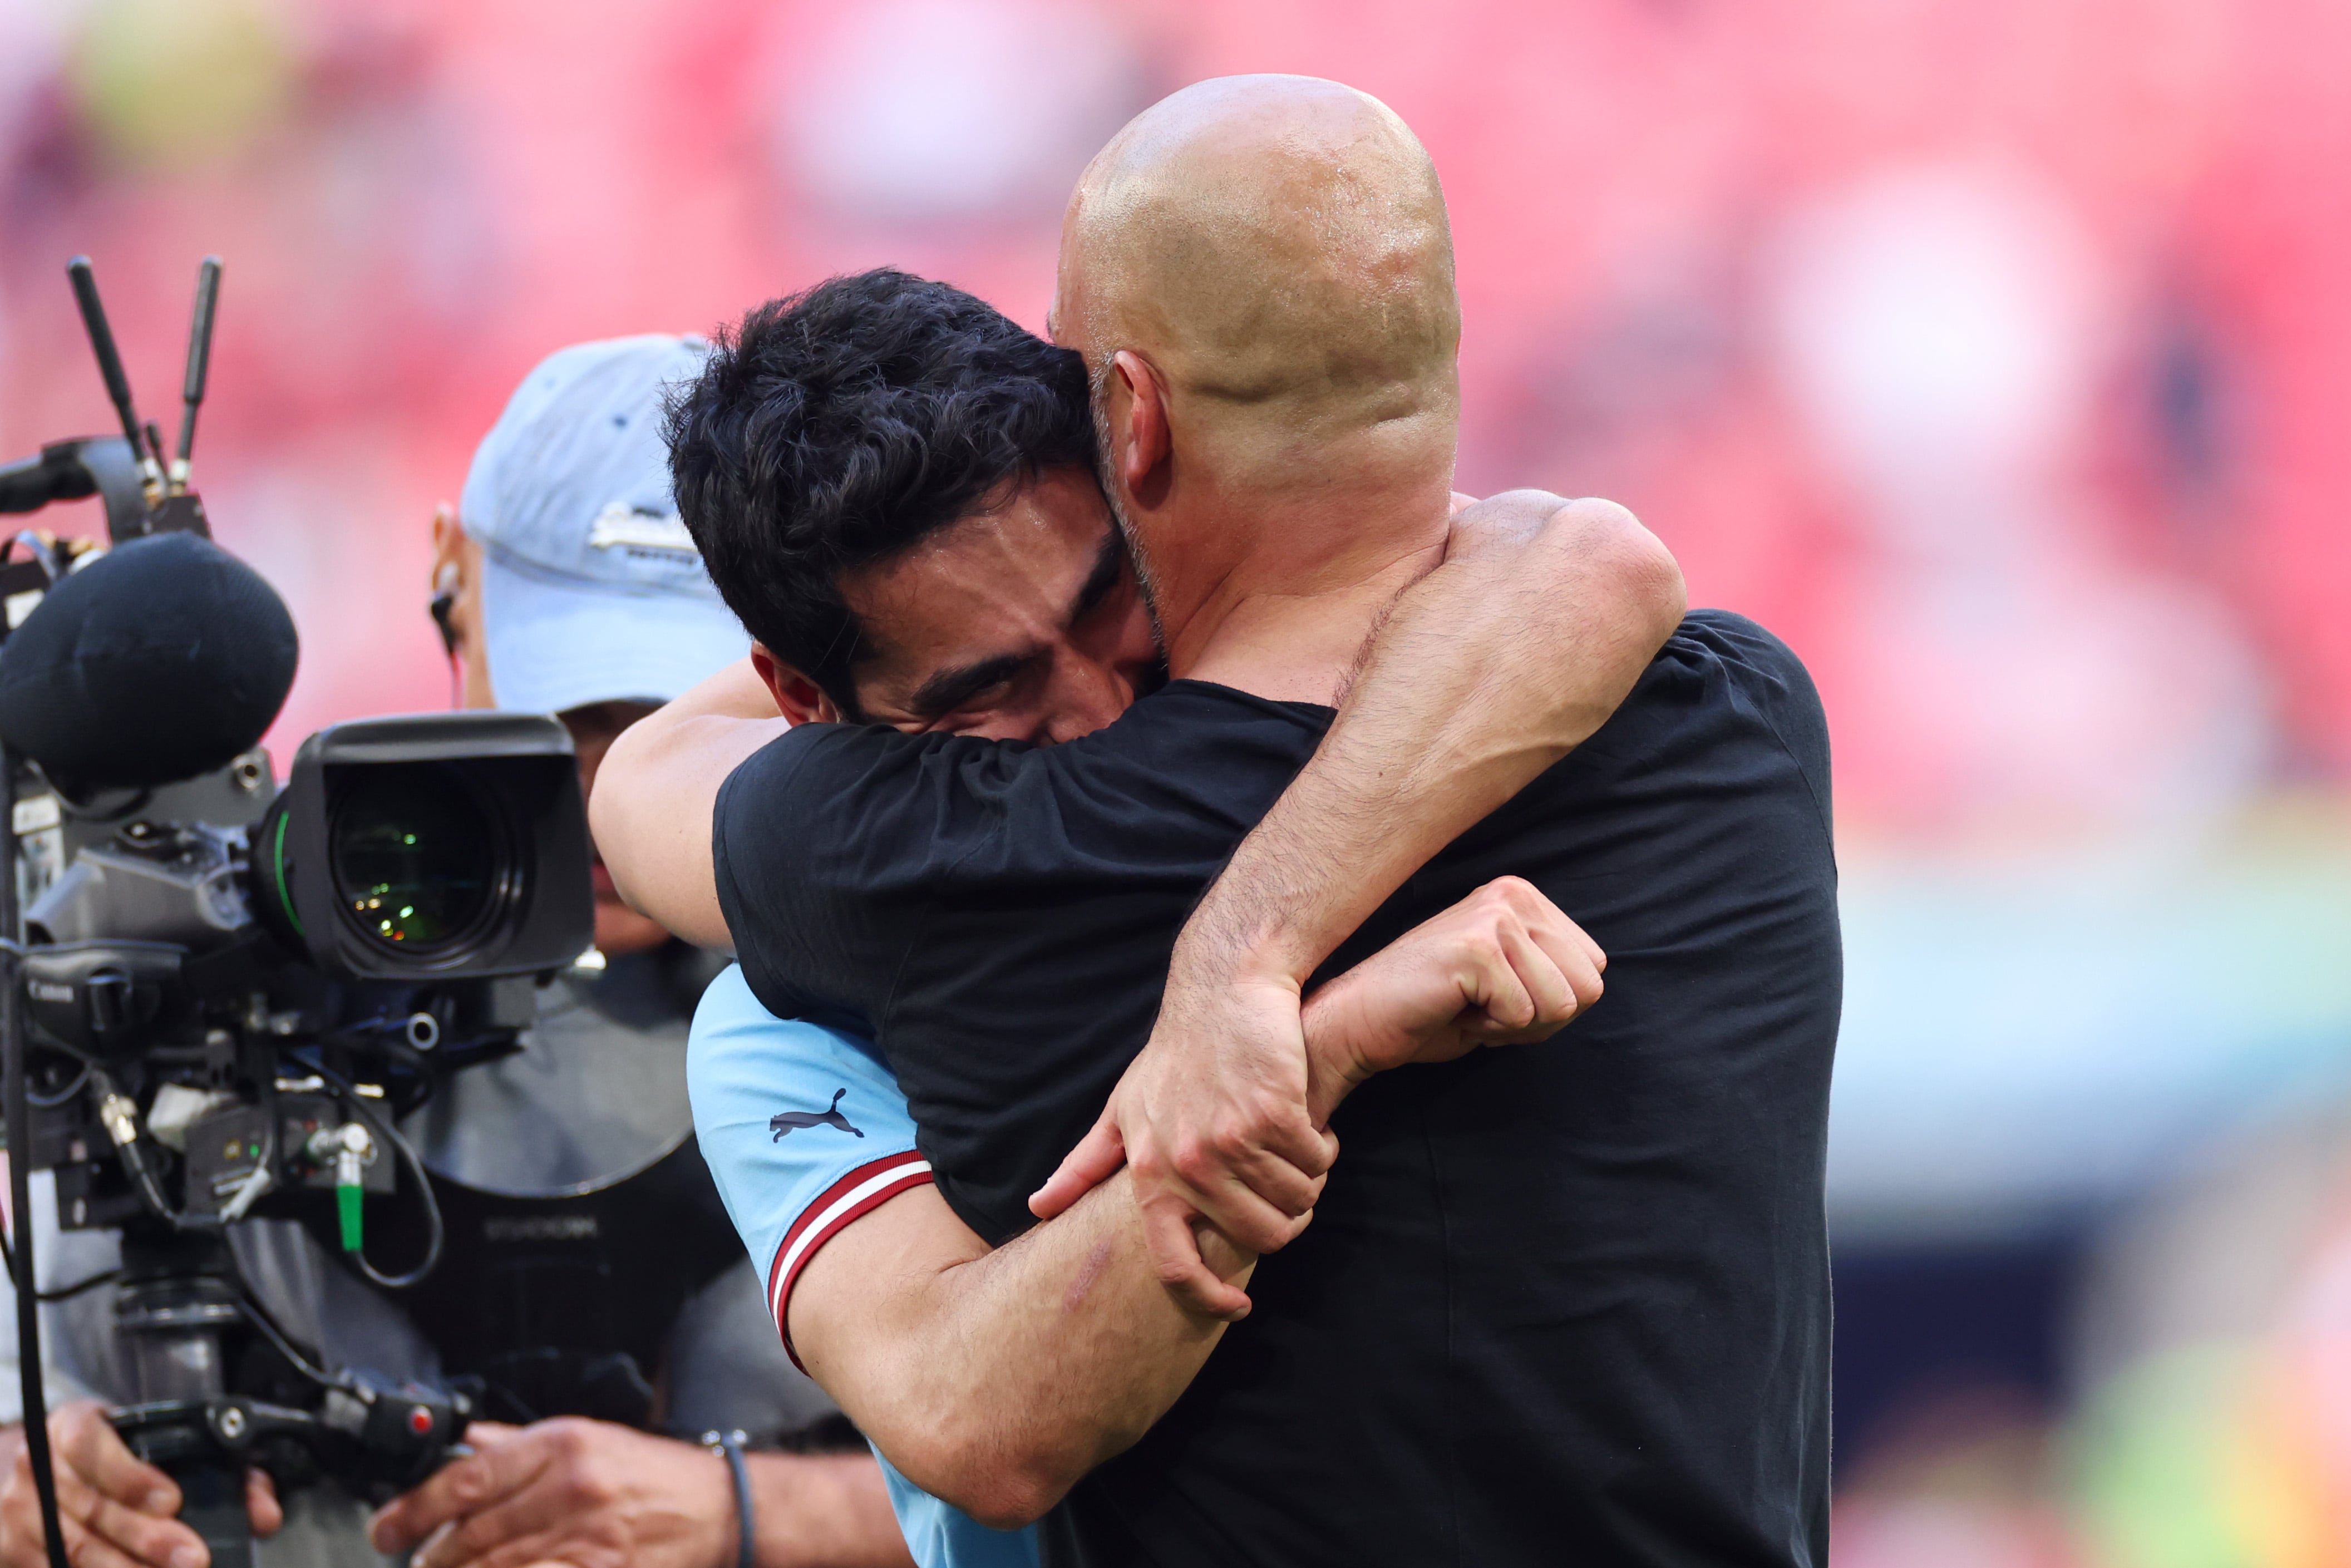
[1088,357,1169,650]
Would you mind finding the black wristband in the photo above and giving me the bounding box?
[699,1428,755,1568]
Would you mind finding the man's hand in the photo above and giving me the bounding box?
[1026,965,1331,1318]
[1,1402,280,1568]
[368,1420,733,1568]
[1296,876,1604,1122]
[1034,877,1606,1316]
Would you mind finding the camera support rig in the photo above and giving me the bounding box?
[0,257,595,1568]
[0,248,233,1568]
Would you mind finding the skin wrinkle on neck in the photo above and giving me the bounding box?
[1173,535,1447,705]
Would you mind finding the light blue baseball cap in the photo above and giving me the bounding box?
[460,334,750,716]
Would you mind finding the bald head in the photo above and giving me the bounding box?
[1056,76,1460,499]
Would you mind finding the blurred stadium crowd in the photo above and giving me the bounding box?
[2,1,2348,1561]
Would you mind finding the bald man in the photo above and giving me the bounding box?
[605,76,1839,1568]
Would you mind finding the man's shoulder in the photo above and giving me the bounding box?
[723,714,1026,801]
[1585,609,1828,765]
[726,682,1322,795]
[1473,607,1832,850]
[716,684,1323,913]
[1669,609,1830,794]
[1660,609,1821,707]
[685,967,934,1362]
[689,965,896,1107]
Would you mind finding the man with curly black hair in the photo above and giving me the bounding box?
[666,270,1137,738]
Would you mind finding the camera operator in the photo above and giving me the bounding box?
[2,336,911,1568]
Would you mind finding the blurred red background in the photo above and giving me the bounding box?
[6,0,2347,811]
[6,2,2350,1561]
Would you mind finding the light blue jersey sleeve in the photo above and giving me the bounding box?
[688,965,1039,1568]
[688,963,931,1358]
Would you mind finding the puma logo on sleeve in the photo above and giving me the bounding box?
[770,1088,864,1140]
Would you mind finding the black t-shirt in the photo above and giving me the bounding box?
[716,610,1841,1568]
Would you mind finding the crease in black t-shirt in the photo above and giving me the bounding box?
[709,610,1840,1568]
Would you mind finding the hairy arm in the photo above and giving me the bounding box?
[590,658,785,951]
[791,1173,1238,1531]
[790,880,1603,1530]
[1204,495,1681,979]
[1034,494,1685,1311]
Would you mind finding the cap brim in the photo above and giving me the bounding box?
[479,554,750,716]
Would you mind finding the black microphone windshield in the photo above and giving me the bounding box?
[0,532,298,790]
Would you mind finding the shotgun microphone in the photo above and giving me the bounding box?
[0,531,298,791]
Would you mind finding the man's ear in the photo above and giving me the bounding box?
[1111,350,1172,508]
[430,503,466,600]
[750,645,844,726]
[428,506,464,660]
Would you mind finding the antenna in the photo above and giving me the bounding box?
[172,257,221,494]
[65,257,164,504]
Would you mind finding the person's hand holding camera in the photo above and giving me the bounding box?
[369,1419,736,1568]
[0,1401,279,1568]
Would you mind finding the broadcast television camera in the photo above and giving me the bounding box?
[0,258,595,1568]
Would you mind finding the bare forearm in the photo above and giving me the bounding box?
[801,962,1479,1519]
[795,1175,1249,1528]
[937,1171,1251,1455]
[743,1452,913,1568]
[1184,495,1683,980]
[854,958,1492,1491]
[589,658,786,950]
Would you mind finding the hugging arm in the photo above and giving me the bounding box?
[787,881,1602,1530]
[590,495,1678,999]
[1032,493,1685,1311]
[592,658,786,951]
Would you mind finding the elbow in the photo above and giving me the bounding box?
[953,1472,1067,1534]
[585,726,655,900]
[584,730,630,854]
[905,1460,1071,1534]
[1565,497,1685,648]
[1622,522,1688,648]
[887,1419,1087,1532]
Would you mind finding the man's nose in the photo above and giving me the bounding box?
[1041,650,1134,744]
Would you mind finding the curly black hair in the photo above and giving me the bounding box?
[666,269,1096,715]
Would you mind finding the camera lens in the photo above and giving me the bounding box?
[328,765,502,955]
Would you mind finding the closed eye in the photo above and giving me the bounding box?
[906,652,1037,722]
